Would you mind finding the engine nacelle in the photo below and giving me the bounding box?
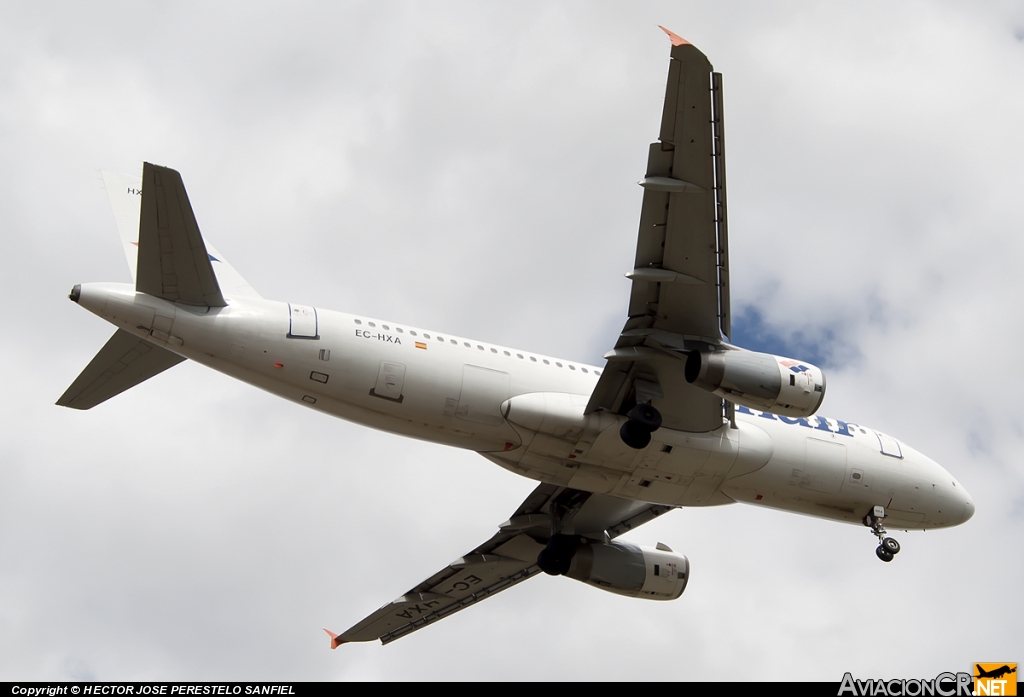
[684,348,826,418]
[564,539,689,601]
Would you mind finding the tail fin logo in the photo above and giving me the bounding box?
[779,359,810,374]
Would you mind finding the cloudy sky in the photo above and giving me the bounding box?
[2,0,1022,681]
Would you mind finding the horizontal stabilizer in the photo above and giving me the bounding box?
[138,162,227,307]
[56,330,185,410]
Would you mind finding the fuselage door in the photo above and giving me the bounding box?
[288,303,319,339]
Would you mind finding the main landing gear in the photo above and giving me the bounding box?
[619,404,663,449]
[537,534,578,576]
[864,506,901,562]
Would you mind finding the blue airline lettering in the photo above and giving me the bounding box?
[778,416,811,428]
[736,405,853,438]
[812,416,832,433]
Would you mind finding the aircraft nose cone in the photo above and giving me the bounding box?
[960,496,975,525]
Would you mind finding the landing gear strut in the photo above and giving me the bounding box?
[537,491,590,575]
[619,404,663,449]
[864,506,900,562]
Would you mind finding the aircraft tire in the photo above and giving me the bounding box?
[882,537,900,555]
[620,420,652,449]
[628,404,663,431]
[875,546,894,562]
[537,548,568,575]
[537,535,577,576]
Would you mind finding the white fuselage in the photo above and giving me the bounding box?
[77,282,975,531]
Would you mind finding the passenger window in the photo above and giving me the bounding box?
[354,319,362,325]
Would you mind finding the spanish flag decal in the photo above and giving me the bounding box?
[415,342,427,350]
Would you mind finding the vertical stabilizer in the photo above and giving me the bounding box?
[138,162,226,307]
[101,166,261,300]
[102,170,143,283]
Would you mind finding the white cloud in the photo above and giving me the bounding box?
[1,0,1021,680]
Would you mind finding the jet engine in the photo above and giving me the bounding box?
[684,347,826,418]
[538,536,688,601]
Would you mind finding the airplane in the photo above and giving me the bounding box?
[975,665,1017,680]
[58,27,975,647]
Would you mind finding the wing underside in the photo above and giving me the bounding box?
[334,484,674,645]
[586,35,731,433]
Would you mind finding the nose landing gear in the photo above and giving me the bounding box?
[864,506,901,562]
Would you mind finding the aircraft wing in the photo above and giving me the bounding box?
[586,29,730,433]
[330,484,674,646]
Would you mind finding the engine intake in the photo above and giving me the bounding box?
[685,348,826,418]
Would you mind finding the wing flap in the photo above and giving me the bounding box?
[56,329,185,410]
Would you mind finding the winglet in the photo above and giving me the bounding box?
[323,628,345,650]
[659,26,691,47]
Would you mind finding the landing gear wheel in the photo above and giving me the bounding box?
[537,548,572,576]
[619,420,652,449]
[882,537,901,555]
[627,404,663,431]
[537,534,578,576]
[865,510,900,561]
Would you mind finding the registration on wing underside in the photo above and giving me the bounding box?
[332,484,673,645]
